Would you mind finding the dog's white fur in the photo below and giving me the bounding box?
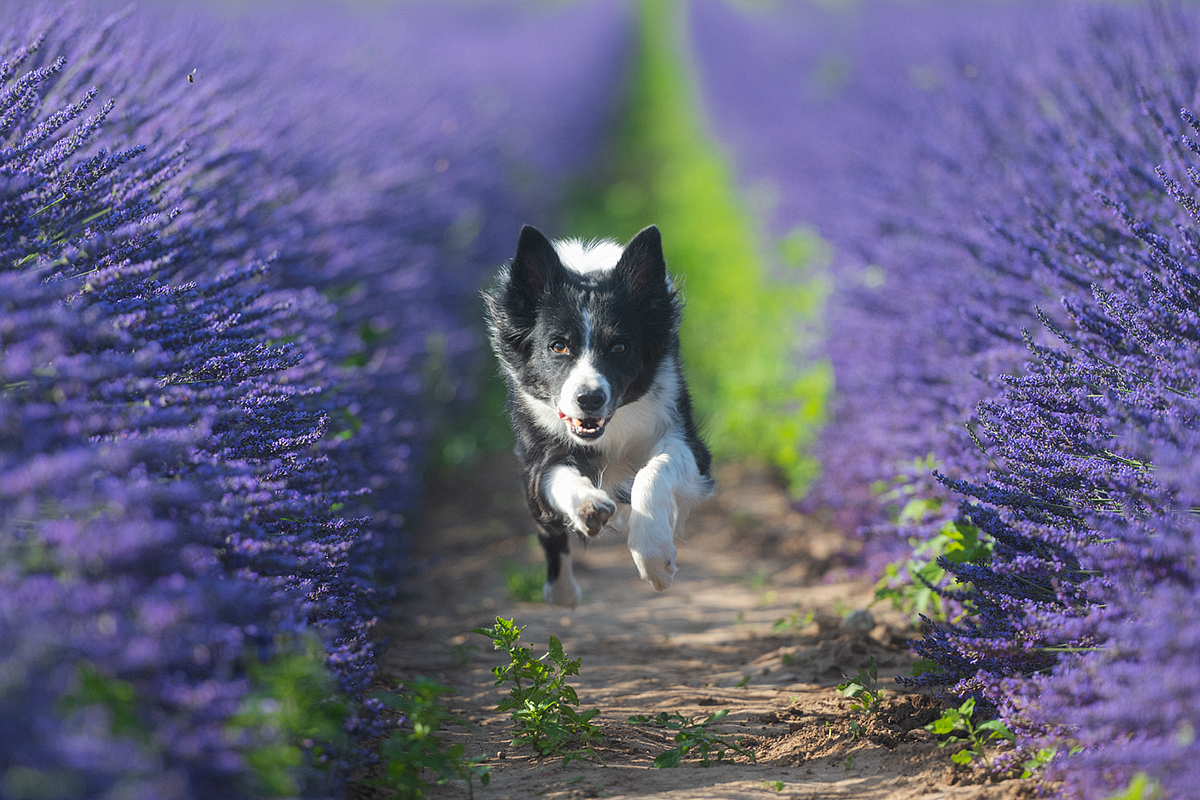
[553,237,625,275]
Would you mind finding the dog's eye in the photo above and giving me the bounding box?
[610,341,627,355]
[550,340,569,355]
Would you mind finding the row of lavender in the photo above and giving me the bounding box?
[691,1,1200,797]
[0,2,629,797]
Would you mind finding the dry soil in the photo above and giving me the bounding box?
[376,455,1037,800]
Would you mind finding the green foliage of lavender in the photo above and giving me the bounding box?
[0,2,629,796]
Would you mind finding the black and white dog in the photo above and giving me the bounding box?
[483,224,714,608]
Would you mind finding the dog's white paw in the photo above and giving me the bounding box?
[629,538,677,591]
[544,573,582,608]
[571,488,616,538]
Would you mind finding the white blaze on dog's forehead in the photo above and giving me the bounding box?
[556,308,614,426]
[552,237,624,275]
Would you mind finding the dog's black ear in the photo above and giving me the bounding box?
[509,225,561,304]
[616,225,667,296]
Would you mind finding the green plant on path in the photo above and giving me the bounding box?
[473,617,602,765]
[629,708,756,767]
[837,656,885,742]
[502,560,546,604]
[838,657,885,714]
[925,697,1015,768]
[566,0,830,494]
[772,606,814,634]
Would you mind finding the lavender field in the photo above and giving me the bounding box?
[1,0,1197,798]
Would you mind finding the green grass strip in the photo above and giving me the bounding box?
[566,0,830,494]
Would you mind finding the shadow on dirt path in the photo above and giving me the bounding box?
[378,454,1033,800]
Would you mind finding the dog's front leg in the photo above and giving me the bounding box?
[544,464,616,538]
[628,438,712,591]
[537,524,582,609]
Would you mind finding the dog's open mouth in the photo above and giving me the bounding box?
[558,409,609,440]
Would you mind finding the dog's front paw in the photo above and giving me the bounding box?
[572,490,615,537]
[629,539,678,591]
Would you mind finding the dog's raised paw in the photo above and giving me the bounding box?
[575,493,615,537]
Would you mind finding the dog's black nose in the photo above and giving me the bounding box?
[576,390,605,413]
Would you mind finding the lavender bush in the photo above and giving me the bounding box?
[122,0,634,553]
[0,2,630,796]
[691,1,1200,796]
[688,0,1061,543]
[910,82,1200,795]
[0,7,373,793]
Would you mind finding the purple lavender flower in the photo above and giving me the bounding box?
[691,2,1200,796]
[688,0,1073,540]
[1,0,631,795]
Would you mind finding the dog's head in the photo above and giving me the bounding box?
[484,224,679,444]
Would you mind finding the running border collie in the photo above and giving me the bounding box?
[483,224,714,608]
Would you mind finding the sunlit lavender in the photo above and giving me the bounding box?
[691,1,1200,796]
[0,1,628,796]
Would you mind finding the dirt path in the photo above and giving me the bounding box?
[380,455,1030,800]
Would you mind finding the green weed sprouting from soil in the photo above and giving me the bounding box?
[837,657,885,742]
[772,606,814,634]
[629,709,755,767]
[925,697,1015,767]
[473,617,602,764]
